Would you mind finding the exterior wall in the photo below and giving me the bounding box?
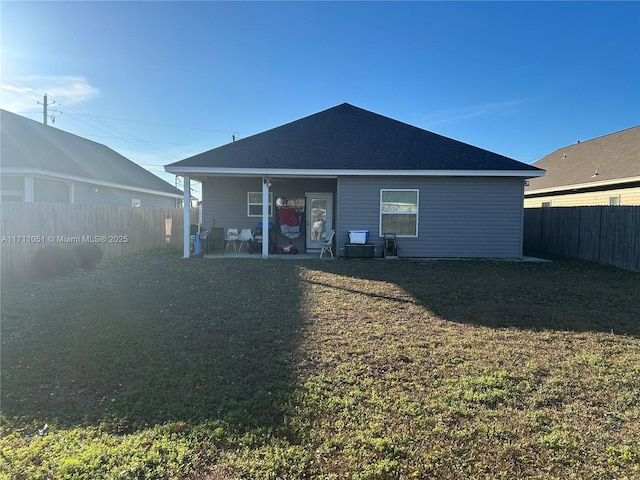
[201,177,263,232]
[200,176,336,251]
[337,176,525,258]
[524,186,640,208]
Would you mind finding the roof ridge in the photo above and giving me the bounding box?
[559,124,640,150]
[2,109,127,157]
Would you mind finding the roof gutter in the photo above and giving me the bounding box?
[525,175,640,196]
[164,166,545,178]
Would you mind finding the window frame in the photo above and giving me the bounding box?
[247,191,273,217]
[379,188,419,238]
[1,192,24,202]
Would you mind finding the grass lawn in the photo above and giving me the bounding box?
[1,250,639,479]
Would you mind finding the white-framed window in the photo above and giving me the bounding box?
[609,195,620,206]
[380,189,418,237]
[131,198,141,207]
[541,201,552,208]
[247,192,273,217]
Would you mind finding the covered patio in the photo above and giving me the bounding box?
[179,174,338,259]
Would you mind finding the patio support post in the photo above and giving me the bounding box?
[262,177,269,258]
[183,175,190,258]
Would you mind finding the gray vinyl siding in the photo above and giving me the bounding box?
[201,175,337,232]
[337,176,525,258]
[201,177,263,232]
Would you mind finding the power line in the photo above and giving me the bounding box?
[62,111,239,135]
[69,132,213,149]
[2,78,195,191]
[0,78,42,104]
[1,76,227,163]
[3,77,155,153]
[53,100,178,162]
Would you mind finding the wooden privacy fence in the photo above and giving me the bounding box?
[524,206,640,271]
[1,203,198,280]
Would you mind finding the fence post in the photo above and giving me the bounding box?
[165,218,172,244]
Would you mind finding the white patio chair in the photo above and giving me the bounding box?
[320,229,335,258]
[237,228,254,253]
[224,228,240,253]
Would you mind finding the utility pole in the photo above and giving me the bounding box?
[38,94,56,125]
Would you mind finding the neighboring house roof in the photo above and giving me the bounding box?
[166,103,543,178]
[1,109,182,197]
[525,125,640,195]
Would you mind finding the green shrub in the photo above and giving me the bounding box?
[73,244,104,269]
[32,246,82,278]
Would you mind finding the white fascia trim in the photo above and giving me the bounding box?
[165,166,545,178]
[1,167,183,199]
[525,175,640,196]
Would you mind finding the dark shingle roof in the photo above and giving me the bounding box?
[167,103,542,173]
[1,109,182,196]
[526,125,640,192]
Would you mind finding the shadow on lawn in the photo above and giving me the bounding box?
[2,254,639,431]
[306,258,640,338]
[0,256,307,432]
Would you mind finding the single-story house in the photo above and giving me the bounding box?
[524,125,640,207]
[165,103,544,258]
[1,109,183,207]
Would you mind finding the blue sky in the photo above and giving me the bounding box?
[2,1,639,197]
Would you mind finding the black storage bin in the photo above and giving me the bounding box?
[344,243,375,258]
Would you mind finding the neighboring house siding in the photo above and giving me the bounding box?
[338,177,524,258]
[73,182,178,208]
[524,186,640,208]
[33,177,71,203]
[1,174,178,207]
